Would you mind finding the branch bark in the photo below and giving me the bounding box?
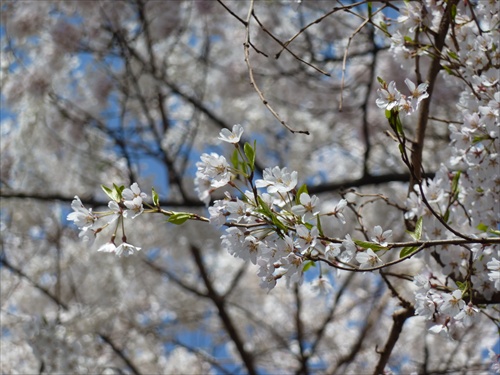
[189,245,258,375]
[409,0,459,188]
[373,306,415,375]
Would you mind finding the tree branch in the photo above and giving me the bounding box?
[373,306,415,375]
[189,245,258,375]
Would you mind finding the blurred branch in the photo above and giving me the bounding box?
[373,306,415,375]
[251,10,330,76]
[1,256,69,311]
[189,245,258,375]
[99,334,142,375]
[294,285,310,375]
[0,171,435,208]
[243,0,310,135]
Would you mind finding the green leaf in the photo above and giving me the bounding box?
[414,217,423,240]
[302,261,316,272]
[167,212,192,225]
[316,215,324,237]
[406,217,423,240]
[231,148,239,169]
[152,187,159,207]
[476,222,489,232]
[443,209,450,223]
[451,3,457,21]
[353,240,387,251]
[367,1,372,17]
[400,246,418,258]
[377,76,386,86]
[404,35,413,43]
[379,21,389,36]
[101,184,120,202]
[489,229,500,236]
[244,142,256,171]
[398,143,404,155]
[447,50,459,61]
[451,171,461,195]
[395,115,404,136]
[257,196,273,218]
[456,280,466,291]
[295,184,309,205]
[442,64,454,76]
[272,215,287,232]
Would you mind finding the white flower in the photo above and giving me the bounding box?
[226,198,250,222]
[441,290,465,317]
[455,303,479,326]
[115,242,141,257]
[327,199,347,224]
[123,197,144,219]
[310,277,333,295]
[356,248,383,268]
[376,81,401,110]
[255,166,298,194]
[67,196,96,229]
[371,226,392,247]
[208,200,227,227]
[295,224,318,252]
[97,241,117,253]
[194,174,212,205]
[415,292,435,320]
[486,258,500,290]
[324,242,342,260]
[218,124,244,144]
[340,234,356,262]
[405,78,429,109]
[122,183,147,219]
[122,182,147,201]
[291,193,320,222]
[196,153,232,189]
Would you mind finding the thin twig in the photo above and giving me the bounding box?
[251,10,330,76]
[243,0,309,135]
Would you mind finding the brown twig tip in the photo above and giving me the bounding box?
[294,130,310,135]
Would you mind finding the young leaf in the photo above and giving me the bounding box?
[316,215,324,237]
[295,183,309,205]
[400,246,418,258]
[257,196,273,218]
[353,240,387,251]
[272,215,287,232]
[244,142,256,171]
[167,212,192,225]
[451,171,461,195]
[407,217,423,240]
[231,148,239,170]
[101,184,120,202]
[476,222,489,232]
[302,261,316,272]
[152,187,159,207]
[414,217,423,240]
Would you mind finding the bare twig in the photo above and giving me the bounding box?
[251,10,330,76]
[243,0,309,135]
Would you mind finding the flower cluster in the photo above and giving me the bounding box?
[194,125,244,205]
[194,125,397,291]
[67,183,146,256]
[376,78,429,116]
[384,0,500,339]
